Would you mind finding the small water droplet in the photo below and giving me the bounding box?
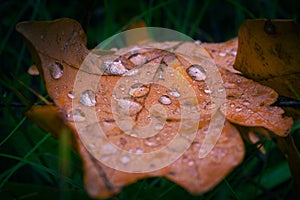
[230,103,235,108]
[129,83,150,98]
[66,109,86,122]
[186,64,206,81]
[188,160,194,166]
[194,40,201,45]
[206,102,216,110]
[159,95,172,105]
[106,60,128,75]
[67,91,75,99]
[242,100,250,106]
[218,87,225,92]
[136,148,143,154]
[154,123,164,130]
[118,84,126,91]
[49,62,63,79]
[231,51,237,56]
[120,155,130,164]
[145,138,158,147]
[204,89,212,94]
[219,52,226,57]
[80,90,96,106]
[169,89,181,98]
[236,79,242,84]
[235,107,243,112]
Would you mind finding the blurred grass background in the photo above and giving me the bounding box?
[1,0,300,199]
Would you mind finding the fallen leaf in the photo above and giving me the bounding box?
[16,18,294,198]
[234,19,300,100]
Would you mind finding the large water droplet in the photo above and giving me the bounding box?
[129,83,150,98]
[129,54,147,66]
[66,108,86,122]
[123,69,139,76]
[117,99,143,115]
[169,89,181,98]
[186,64,206,81]
[49,62,63,79]
[159,95,172,105]
[106,60,128,75]
[80,90,96,106]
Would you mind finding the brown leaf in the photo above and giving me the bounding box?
[17,18,294,198]
[234,19,300,100]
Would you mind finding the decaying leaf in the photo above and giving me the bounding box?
[234,19,300,100]
[17,18,294,198]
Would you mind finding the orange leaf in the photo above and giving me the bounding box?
[234,19,300,100]
[17,18,294,198]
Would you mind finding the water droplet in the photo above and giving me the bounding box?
[235,107,243,112]
[136,148,143,154]
[66,109,86,122]
[106,60,128,75]
[188,160,194,166]
[194,40,201,45]
[242,100,250,106]
[218,87,225,92]
[80,90,96,106]
[117,99,143,115]
[129,83,150,98]
[123,69,139,76]
[145,138,158,147]
[231,51,237,56]
[204,89,212,94]
[219,52,226,57]
[186,64,206,81]
[159,95,172,105]
[120,155,130,164]
[169,89,181,98]
[230,103,235,108]
[67,91,75,99]
[206,102,216,110]
[49,62,63,79]
[154,123,164,131]
[237,79,242,84]
[102,143,117,154]
[129,54,147,66]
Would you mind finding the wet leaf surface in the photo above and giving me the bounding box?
[17,18,294,198]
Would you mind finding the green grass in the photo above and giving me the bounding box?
[1,0,300,199]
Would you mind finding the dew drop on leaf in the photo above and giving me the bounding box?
[186,64,206,81]
[106,60,128,75]
[169,89,181,98]
[129,83,150,98]
[80,90,96,106]
[67,91,75,99]
[159,95,172,105]
[120,155,130,164]
[66,108,86,122]
[49,62,63,79]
